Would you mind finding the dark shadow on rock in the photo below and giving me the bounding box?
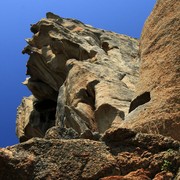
[129,92,151,113]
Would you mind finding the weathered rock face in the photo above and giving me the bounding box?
[16,96,34,142]
[5,0,179,179]
[122,0,180,140]
[0,129,179,179]
[16,96,56,142]
[17,12,140,140]
[0,139,117,180]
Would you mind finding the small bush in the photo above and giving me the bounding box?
[161,160,172,171]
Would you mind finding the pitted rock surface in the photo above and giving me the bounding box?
[123,0,180,140]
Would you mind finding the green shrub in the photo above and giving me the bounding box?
[161,160,172,171]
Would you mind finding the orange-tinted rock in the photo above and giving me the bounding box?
[122,0,180,140]
[100,169,151,180]
[1,129,180,179]
[153,171,173,180]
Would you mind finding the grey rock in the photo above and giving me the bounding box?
[45,126,79,139]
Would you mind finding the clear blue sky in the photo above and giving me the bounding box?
[0,0,156,147]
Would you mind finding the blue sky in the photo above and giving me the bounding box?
[0,0,156,147]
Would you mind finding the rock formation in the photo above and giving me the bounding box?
[121,0,180,141]
[0,129,179,179]
[0,0,179,179]
[17,11,140,141]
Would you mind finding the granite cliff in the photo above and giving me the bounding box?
[0,0,179,179]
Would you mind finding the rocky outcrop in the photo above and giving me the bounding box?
[122,0,180,140]
[0,129,179,179]
[0,138,117,180]
[17,12,140,140]
[2,0,179,179]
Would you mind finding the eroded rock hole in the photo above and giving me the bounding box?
[129,92,151,113]
[33,99,57,132]
[86,80,100,109]
[102,42,109,53]
[34,99,57,113]
[30,24,39,34]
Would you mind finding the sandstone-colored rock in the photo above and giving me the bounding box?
[153,171,173,180]
[23,12,139,103]
[121,0,180,140]
[16,96,56,142]
[11,1,180,179]
[56,60,132,134]
[20,12,140,139]
[16,95,37,142]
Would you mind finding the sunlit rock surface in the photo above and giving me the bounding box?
[17,12,140,140]
[121,0,180,141]
[9,0,180,179]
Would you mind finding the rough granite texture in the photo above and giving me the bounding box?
[123,0,180,140]
[0,0,179,179]
[0,129,180,179]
